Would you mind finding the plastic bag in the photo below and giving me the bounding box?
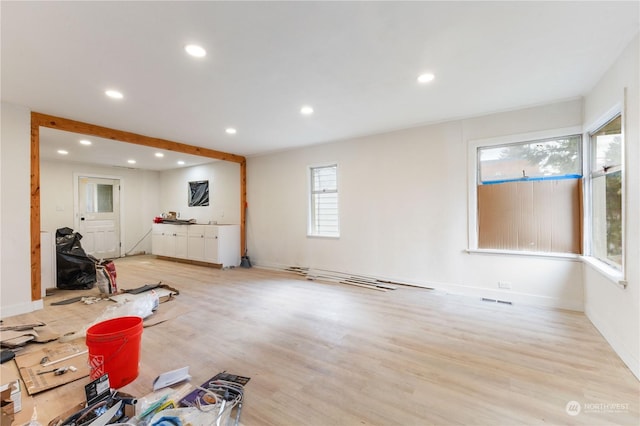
[55,227,96,289]
[96,266,111,294]
[60,292,158,342]
[148,407,230,426]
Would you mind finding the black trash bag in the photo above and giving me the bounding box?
[56,227,96,289]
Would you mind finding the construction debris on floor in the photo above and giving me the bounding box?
[0,324,59,348]
[286,266,405,291]
[46,370,249,425]
[0,279,244,425]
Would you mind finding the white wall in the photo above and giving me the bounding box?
[159,161,241,225]
[39,159,242,255]
[0,103,40,317]
[583,35,639,379]
[247,99,585,310]
[40,159,162,255]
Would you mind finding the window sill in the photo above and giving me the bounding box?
[306,234,340,240]
[465,248,581,260]
[581,256,626,288]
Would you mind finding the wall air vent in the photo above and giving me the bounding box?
[482,297,513,305]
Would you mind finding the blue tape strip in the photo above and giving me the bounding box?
[482,174,582,185]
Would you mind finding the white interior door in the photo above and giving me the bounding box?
[77,176,121,259]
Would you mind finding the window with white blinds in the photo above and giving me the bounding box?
[309,164,339,237]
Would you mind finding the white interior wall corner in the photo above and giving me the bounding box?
[0,102,33,317]
[583,34,640,380]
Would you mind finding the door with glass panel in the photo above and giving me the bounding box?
[77,176,121,259]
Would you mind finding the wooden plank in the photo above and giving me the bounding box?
[343,278,396,290]
[339,280,388,292]
[285,267,390,292]
[287,267,399,290]
[30,121,41,301]
[240,160,248,258]
[31,112,246,164]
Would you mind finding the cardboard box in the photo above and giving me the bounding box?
[1,401,14,426]
[0,385,14,426]
[0,380,21,413]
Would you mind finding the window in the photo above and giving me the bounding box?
[86,183,113,213]
[479,136,581,184]
[309,165,339,237]
[476,134,582,253]
[589,115,623,268]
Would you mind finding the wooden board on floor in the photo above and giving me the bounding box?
[15,340,89,395]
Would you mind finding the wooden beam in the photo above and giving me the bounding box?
[31,112,246,164]
[30,120,41,301]
[240,160,247,256]
[30,112,247,301]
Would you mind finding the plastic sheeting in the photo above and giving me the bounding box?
[55,227,96,289]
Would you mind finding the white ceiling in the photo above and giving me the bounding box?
[39,127,215,171]
[2,1,639,168]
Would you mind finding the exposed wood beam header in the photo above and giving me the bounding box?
[32,112,246,165]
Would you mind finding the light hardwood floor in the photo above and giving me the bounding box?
[3,255,639,425]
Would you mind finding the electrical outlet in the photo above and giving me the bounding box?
[498,281,512,289]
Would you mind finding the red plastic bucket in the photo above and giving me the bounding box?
[86,316,143,389]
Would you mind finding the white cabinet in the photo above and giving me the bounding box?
[204,226,219,264]
[151,224,188,259]
[153,224,240,267]
[187,225,206,261]
[174,227,188,259]
[207,225,241,267]
[151,224,169,256]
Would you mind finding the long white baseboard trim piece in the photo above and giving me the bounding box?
[585,306,640,381]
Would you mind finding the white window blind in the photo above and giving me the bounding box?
[309,165,339,237]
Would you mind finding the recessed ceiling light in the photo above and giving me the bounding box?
[105,89,124,99]
[57,149,68,155]
[300,106,314,115]
[79,139,92,146]
[417,73,435,84]
[225,128,237,135]
[155,152,164,158]
[177,160,185,165]
[185,44,206,58]
[127,159,136,164]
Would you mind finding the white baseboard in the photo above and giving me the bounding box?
[585,306,640,381]
[426,280,584,312]
[0,299,44,319]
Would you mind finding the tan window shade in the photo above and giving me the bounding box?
[478,179,582,253]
